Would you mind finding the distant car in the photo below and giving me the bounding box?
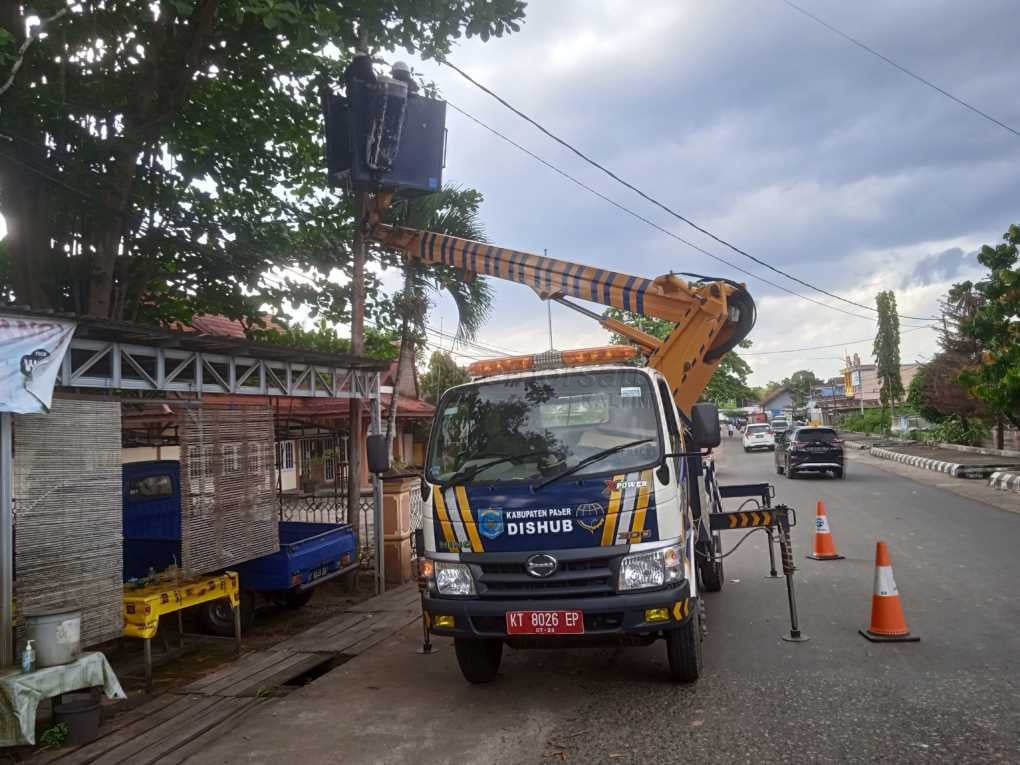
[770,419,790,437]
[775,426,845,479]
[742,423,775,452]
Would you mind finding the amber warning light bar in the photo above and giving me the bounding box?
[468,345,638,378]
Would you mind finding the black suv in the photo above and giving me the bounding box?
[775,426,845,479]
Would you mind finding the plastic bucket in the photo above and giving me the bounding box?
[25,608,82,667]
[53,697,101,746]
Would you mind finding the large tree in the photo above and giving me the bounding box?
[873,290,904,427]
[605,309,756,405]
[379,186,492,453]
[781,369,820,415]
[950,224,1020,431]
[0,1,525,324]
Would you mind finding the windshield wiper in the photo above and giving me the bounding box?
[533,438,654,491]
[438,449,555,488]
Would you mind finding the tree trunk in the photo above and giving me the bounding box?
[996,416,1004,450]
[386,318,411,460]
[1,156,52,308]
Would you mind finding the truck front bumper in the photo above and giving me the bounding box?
[424,582,693,641]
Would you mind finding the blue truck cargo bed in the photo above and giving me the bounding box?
[122,461,357,595]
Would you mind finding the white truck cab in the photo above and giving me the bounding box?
[418,359,722,683]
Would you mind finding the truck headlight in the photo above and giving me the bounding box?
[618,545,683,591]
[434,561,475,596]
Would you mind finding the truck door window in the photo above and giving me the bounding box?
[128,474,173,500]
[656,380,681,454]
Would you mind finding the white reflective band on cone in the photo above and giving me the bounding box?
[814,515,831,533]
[874,565,898,597]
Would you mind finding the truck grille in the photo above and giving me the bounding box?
[476,554,616,599]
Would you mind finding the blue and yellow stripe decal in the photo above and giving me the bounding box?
[454,486,484,553]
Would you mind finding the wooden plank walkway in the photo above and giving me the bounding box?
[33,694,273,765]
[32,583,422,763]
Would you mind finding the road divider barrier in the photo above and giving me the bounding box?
[989,471,1020,494]
[806,500,844,561]
[859,541,920,643]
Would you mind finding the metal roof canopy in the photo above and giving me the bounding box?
[3,307,387,399]
[0,307,391,665]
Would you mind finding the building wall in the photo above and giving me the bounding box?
[761,389,794,415]
[853,364,920,403]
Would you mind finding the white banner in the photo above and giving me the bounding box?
[0,314,76,413]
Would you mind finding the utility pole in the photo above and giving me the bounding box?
[348,191,367,562]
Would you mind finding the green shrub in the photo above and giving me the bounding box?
[927,416,989,446]
[839,409,891,434]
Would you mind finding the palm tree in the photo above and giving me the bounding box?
[378,186,493,456]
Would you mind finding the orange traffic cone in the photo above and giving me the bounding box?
[805,500,844,560]
[859,541,920,642]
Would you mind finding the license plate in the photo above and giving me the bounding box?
[310,565,328,580]
[506,610,584,635]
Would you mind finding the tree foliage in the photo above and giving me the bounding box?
[420,351,471,405]
[249,319,399,361]
[950,224,1020,429]
[0,0,525,324]
[604,309,756,405]
[781,369,819,413]
[873,290,904,418]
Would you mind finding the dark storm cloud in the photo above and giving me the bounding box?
[406,0,1019,382]
[900,247,972,289]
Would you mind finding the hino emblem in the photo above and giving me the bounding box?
[524,553,558,578]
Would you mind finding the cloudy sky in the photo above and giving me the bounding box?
[390,0,1020,386]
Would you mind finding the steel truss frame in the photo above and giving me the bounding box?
[60,338,381,399]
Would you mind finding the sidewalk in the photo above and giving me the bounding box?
[30,584,421,765]
[843,433,1020,483]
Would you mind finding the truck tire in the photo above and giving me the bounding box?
[666,599,702,683]
[200,589,255,637]
[698,534,724,593]
[281,589,314,609]
[454,638,503,684]
[776,461,785,475]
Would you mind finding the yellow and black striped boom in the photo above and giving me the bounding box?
[369,224,756,414]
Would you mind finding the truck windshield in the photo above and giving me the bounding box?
[427,369,662,485]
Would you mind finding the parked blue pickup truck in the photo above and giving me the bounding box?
[123,460,358,635]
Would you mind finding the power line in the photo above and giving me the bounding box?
[742,324,932,356]
[442,60,940,322]
[447,101,888,325]
[272,264,521,356]
[780,0,1020,140]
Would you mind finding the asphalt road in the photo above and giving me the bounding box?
[189,440,1020,765]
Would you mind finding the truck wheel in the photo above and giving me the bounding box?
[776,462,785,475]
[698,534,724,593]
[282,589,314,609]
[200,589,255,637]
[454,638,503,684]
[666,600,702,683]
[835,468,845,479]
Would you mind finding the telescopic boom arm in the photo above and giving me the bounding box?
[369,223,756,414]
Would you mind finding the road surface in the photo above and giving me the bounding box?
[189,439,1020,764]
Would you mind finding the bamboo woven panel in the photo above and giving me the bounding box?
[13,398,124,646]
[178,405,279,576]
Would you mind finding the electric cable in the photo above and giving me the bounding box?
[781,0,1020,139]
[442,61,940,322]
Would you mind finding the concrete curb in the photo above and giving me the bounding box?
[988,471,1020,493]
[843,441,872,451]
[869,446,964,477]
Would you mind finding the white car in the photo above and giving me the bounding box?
[742,424,775,452]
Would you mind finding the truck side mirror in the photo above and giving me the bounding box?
[366,434,390,474]
[691,403,721,448]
